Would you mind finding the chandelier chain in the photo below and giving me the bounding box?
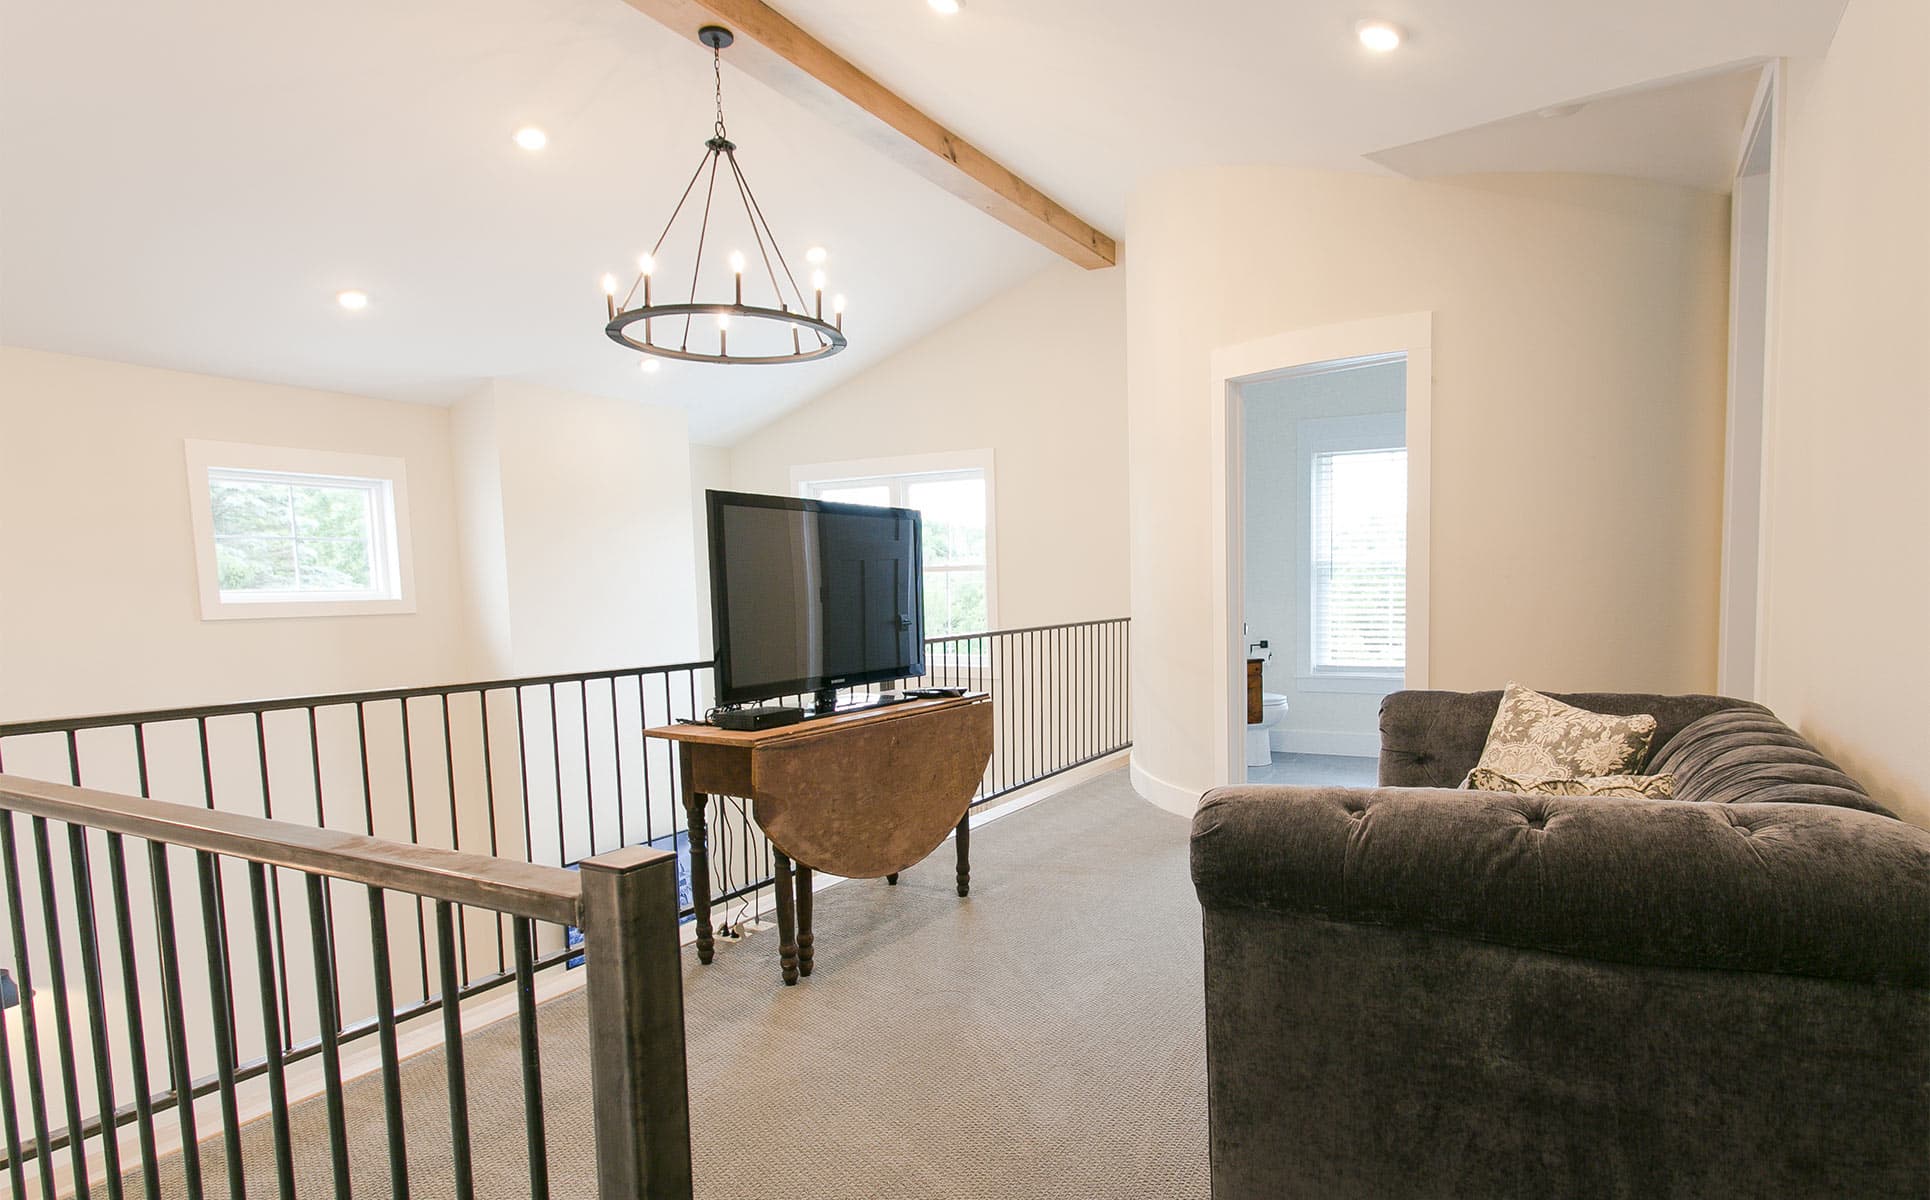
[712,42,728,139]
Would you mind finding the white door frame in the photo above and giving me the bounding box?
[1719,61,1784,700]
[1209,312,1433,787]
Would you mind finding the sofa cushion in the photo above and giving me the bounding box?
[1466,767,1675,799]
[1650,708,1892,817]
[1380,691,1767,789]
[1470,682,1657,784]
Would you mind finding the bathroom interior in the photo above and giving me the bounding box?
[1241,356,1408,786]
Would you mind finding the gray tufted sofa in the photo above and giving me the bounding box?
[1190,690,1930,1199]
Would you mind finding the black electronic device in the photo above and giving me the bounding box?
[706,489,926,716]
[904,687,969,698]
[709,705,806,732]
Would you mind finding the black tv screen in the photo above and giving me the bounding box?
[706,489,926,707]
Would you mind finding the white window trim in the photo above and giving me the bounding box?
[1294,413,1406,692]
[789,449,999,638]
[185,440,418,621]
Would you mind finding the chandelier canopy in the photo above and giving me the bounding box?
[602,26,847,366]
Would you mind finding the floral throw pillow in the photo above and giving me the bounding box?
[1465,766,1675,800]
[1468,682,1657,785]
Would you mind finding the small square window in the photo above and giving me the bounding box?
[187,442,416,620]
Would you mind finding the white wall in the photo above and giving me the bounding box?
[0,347,473,719]
[1242,360,1405,757]
[451,380,702,678]
[1126,170,1731,811]
[1758,0,1930,828]
[725,262,1130,630]
[688,443,732,657]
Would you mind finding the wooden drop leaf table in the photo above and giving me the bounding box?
[644,693,993,985]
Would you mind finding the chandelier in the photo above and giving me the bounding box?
[601,26,848,366]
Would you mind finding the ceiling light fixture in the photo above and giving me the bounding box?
[805,246,828,265]
[639,358,661,374]
[336,290,369,311]
[928,0,962,14]
[513,126,548,151]
[1356,19,1403,51]
[601,26,848,366]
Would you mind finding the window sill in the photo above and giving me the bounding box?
[1295,672,1404,695]
[201,595,417,621]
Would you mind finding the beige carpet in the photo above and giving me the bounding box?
[128,767,1209,1198]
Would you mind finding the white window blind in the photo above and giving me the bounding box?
[1311,447,1406,673]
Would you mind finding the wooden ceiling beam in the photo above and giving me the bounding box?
[618,0,1118,269]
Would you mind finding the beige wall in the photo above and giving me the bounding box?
[0,347,473,719]
[725,262,1131,631]
[1759,0,1930,827]
[451,380,702,678]
[1125,169,1731,809]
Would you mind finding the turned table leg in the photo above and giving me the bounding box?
[795,864,814,977]
[956,812,971,897]
[681,761,714,965]
[885,873,898,886]
[773,850,799,986]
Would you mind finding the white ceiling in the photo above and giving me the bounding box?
[1368,66,1766,192]
[0,0,1847,444]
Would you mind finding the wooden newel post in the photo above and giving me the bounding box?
[579,845,694,1199]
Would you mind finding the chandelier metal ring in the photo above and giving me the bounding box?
[606,302,847,365]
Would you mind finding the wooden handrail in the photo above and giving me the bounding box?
[0,773,584,926]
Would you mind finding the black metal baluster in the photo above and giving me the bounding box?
[303,874,351,1200]
[580,681,596,856]
[548,685,566,866]
[399,700,430,999]
[514,687,535,866]
[251,714,294,1050]
[313,706,344,1023]
[31,817,89,1196]
[123,730,166,1194]
[512,920,549,1200]
[67,825,124,1199]
[435,902,475,1200]
[194,853,245,1200]
[0,811,53,1200]
[0,962,23,1200]
[194,720,240,1063]
[367,890,409,1200]
[637,675,657,849]
[147,843,202,1200]
[478,692,507,972]
[246,864,294,1200]
[610,677,627,849]
[439,695,470,982]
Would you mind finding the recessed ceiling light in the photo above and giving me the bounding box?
[1356,19,1403,51]
[336,290,369,311]
[513,126,548,151]
[639,359,661,374]
[928,0,961,14]
[805,246,828,265]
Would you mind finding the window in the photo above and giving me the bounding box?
[796,453,994,639]
[1301,417,1405,680]
[186,441,415,619]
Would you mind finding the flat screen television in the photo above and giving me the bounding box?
[706,489,926,712]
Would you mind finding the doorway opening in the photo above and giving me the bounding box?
[1238,357,1406,785]
[1209,312,1432,789]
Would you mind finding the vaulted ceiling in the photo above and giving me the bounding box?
[0,0,1847,442]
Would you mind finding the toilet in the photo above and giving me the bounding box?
[1245,692,1289,767]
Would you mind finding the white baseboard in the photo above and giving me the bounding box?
[1129,755,1203,816]
[1271,728,1381,758]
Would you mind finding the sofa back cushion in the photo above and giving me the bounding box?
[1379,691,1762,790]
[1648,708,1891,817]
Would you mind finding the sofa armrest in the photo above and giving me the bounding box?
[1190,785,1930,987]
